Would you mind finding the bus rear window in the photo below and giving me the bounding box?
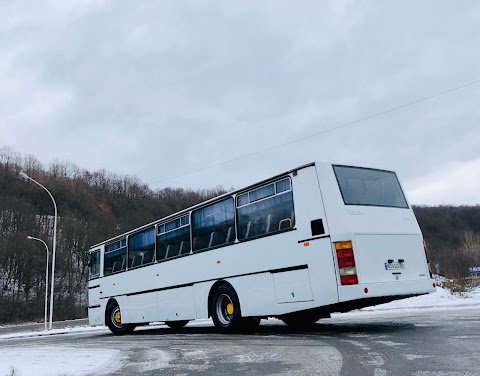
[333,165,408,208]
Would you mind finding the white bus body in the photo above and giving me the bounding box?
[88,161,435,333]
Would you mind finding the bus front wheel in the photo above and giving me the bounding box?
[211,284,243,333]
[105,300,135,335]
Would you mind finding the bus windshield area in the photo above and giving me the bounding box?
[333,165,408,208]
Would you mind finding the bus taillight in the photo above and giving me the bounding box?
[340,275,359,285]
[335,241,358,285]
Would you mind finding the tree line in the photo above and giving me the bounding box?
[0,147,225,323]
[0,146,479,324]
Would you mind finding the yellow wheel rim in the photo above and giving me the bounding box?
[226,303,234,315]
[114,311,121,324]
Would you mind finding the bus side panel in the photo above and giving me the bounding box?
[228,273,325,317]
[156,286,197,321]
[193,281,215,319]
[88,306,104,326]
[227,273,277,317]
[123,292,159,324]
[291,166,339,308]
[291,166,330,242]
[272,269,313,303]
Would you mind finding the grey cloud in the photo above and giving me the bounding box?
[1,1,480,204]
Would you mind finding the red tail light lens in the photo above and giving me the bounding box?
[336,249,354,259]
[340,275,358,285]
[338,257,355,268]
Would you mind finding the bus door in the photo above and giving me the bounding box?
[88,248,103,326]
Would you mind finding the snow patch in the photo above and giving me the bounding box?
[0,346,121,376]
[403,354,435,360]
[347,286,480,315]
[374,340,406,347]
[0,325,109,341]
[135,348,174,372]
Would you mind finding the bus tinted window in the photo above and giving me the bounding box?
[333,165,408,208]
[249,183,275,203]
[237,193,249,207]
[276,178,291,193]
[237,180,294,240]
[104,239,127,275]
[128,227,155,268]
[157,224,190,260]
[165,218,181,232]
[89,250,100,278]
[192,198,235,251]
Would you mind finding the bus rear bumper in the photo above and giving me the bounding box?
[338,278,436,304]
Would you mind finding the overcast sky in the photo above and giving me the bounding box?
[1,1,479,205]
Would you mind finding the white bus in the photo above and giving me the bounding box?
[88,161,436,334]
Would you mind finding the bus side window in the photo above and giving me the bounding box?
[192,198,235,252]
[157,217,190,261]
[237,178,295,241]
[104,239,127,275]
[128,227,155,268]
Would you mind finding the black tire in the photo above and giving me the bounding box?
[241,317,261,332]
[165,320,189,330]
[211,284,243,333]
[281,312,322,330]
[105,300,135,335]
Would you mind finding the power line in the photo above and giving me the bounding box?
[153,78,480,185]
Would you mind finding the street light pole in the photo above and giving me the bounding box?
[27,236,49,331]
[20,172,57,330]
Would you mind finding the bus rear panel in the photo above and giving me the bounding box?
[316,163,435,311]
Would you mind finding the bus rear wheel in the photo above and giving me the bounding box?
[281,312,323,330]
[211,284,243,333]
[165,320,189,330]
[106,300,135,335]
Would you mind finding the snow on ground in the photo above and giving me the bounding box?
[359,285,480,312]
[0,324,109,340]
[0,347,121,376]
[1,286,479,375]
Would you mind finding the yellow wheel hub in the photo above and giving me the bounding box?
[226,303,234,315]
[114,311,121,323]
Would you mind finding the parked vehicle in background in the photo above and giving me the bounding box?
[88,161,436,334]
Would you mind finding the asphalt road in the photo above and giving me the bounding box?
[1,307,479,376]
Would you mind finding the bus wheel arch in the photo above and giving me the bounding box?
[208,281,227,316]
[105,298,135,335]
[208,281,244,333]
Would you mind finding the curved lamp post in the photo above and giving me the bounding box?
[27,236,49,331]
[20,172,57,330]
